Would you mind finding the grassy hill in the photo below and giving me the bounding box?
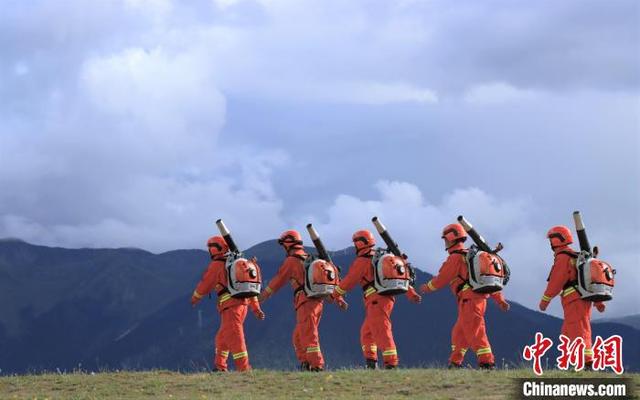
[0,369,638,400]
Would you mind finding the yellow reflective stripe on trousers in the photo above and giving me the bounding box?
[335,286,346,295]
[382,349,397,356]
[219,293,232,304]
[452,345,467,354]
[306,346,321,353]
[476,347,492,356]
[427,280,436,291]
[562,287,576,297]
[232,351,248,360]
[541,294,552,302]
[364,287,376,297]
[216,350,229,357]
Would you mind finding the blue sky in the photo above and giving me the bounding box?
[0,0,638,317]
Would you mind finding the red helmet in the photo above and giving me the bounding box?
[352,230,375,254]
[207,236,229,257]
[441,223,467,243]
[278,230,303,249]
[547,225,573,248]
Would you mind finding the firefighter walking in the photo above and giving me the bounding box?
[191,236,265,372]
[420,223,510,369]
[539,225,606,368]
[259,230,346,371]
[331,230,422,369]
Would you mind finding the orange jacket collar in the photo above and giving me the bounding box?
[553,245,575,255]
[287,247,307,258]
[447,242,466,254]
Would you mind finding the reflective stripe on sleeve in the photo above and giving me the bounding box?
[335,286,346,295]
[541,294,552,302]
[192,291,203,299]
[427,281,436,291]
[219,293,232,304]
[459,284,471,292]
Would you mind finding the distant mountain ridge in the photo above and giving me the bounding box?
[0,239,638,374]
[595,315,640,331]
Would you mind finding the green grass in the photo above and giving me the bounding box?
[0,369,638,400]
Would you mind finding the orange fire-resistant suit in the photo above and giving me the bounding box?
[422,242,507,367]
[191,256,263,372]
[263,249,326,369]
[540,245,604,364]
[333,249,421,367]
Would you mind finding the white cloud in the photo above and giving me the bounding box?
[304,181,637,318]
[81,47,225,141]
[464,82,540,104]
[0,34,289,253]
[330,81,438,105]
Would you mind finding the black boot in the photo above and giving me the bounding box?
[299,362,310,371]
[384,364,398,370]
[366,359,378,369]
[310,366,324,372]
[448,363,463,369]
[479,363,495,370]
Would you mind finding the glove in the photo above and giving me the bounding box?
[419,283,431,294]
[249,298,265,320]
[336,297,349,311]
[190,296,200,307]
[407,291,422,304]
[253,308,266,320]
[595,302,606,313]
[497,300,510,312]
[539,300,549,312]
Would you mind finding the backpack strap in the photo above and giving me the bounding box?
[450,250,470,293]
[555,250,579,291]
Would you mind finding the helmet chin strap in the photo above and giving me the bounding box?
[356,245,373,256]
[210,252,226,261]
